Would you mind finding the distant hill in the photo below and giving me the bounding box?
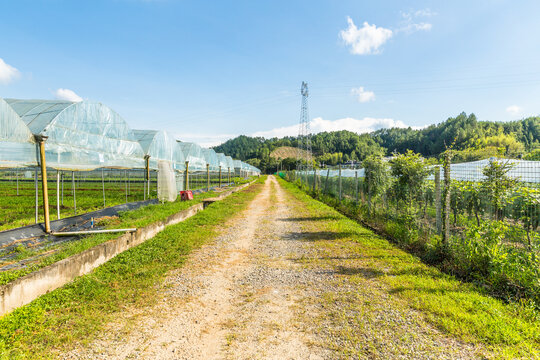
[270,146,310,160]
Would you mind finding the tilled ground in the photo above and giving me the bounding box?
[63,176,490,360]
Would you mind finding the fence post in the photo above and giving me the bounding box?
[125,170,128,203]
[228,167,231,185]
[16,169,19,196]
[312,169,316,191]
[435,166,442,234]
[184,161,189,191]
[338,164,342,203]
[219,166,222,187]
[442,152,452,251]
[355,170,359,204]
[206,163,210,191]
[61,171,64,206]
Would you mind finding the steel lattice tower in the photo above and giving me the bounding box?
[297,81,312,170]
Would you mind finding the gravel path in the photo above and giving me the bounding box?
[62,176,489,359]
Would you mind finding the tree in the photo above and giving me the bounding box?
[362,155,390,214]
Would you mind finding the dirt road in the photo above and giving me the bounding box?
[64,176,488,360]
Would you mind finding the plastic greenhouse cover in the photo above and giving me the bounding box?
[177,142,207,171]
[233,159,243,169]
[225,155,234,169]
[3,99,146,171]
[201,148,219,170]
[216,153,229,169]
[134,129,185,171]
[0,98,38,168]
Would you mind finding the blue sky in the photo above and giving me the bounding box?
[1,0,540,146]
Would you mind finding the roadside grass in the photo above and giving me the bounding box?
[0,176,265,359]
[278,178,540,359]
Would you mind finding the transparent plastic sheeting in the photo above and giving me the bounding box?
[157,160,178,202]
[299,158,540,184]
[177,142,207,171]
[0,97,261,174]
[201,148,219,171]
[1,99,145,170]
[134,129,186,171]
[216,153,229,169]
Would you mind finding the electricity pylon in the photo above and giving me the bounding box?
[297,81,312,170]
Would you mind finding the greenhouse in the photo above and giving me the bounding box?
[133,129,186,171]
[201,148,219,170]
[0,98,37,168]
[4,99,145,170]
[177,142,207,171]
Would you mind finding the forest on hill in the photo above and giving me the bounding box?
[213,113,540,173]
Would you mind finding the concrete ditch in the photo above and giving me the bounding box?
[0,181,254,317]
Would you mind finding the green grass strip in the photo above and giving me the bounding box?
[0,176,265,359]
[278,178,540,359]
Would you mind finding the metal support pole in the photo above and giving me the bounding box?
[144,156,150,199]
[338,164,342,203]
[184,161,189,191]
[36,135,51,233]
[128,170,130,196]
[206,163,210,191]
[219,166,222,187]
[228,167,230,185]
[35,167,38,224]
[61,171,64,206]
[102,168,106,208]
[312,169,317,191]
[72,171,76,214]
[125,170,128,203]
[16,169,19,196]
[56,170,60,220]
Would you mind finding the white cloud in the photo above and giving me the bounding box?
[506,105,522,116]
[339,17,393,55]
[252,117,416,138]
[398,8,434,34]
[351,87,375,103]
[0,58,20,84]
[54,88,83,102]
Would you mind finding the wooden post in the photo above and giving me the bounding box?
[16,169,19,196]
[442,152,452,251]
[184,161,189,191]
[435,167,442,234]
[228,167,231,185]
[206,163,210,191]
[36,135,51,233]
[338,164,342,203]
[219,166,222,188]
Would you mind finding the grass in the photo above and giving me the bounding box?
[278,177,540,359]
[0,175,265,359]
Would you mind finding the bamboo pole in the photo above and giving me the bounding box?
[36,135,51,233]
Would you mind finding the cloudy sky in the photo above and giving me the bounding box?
[1,1,540,146]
